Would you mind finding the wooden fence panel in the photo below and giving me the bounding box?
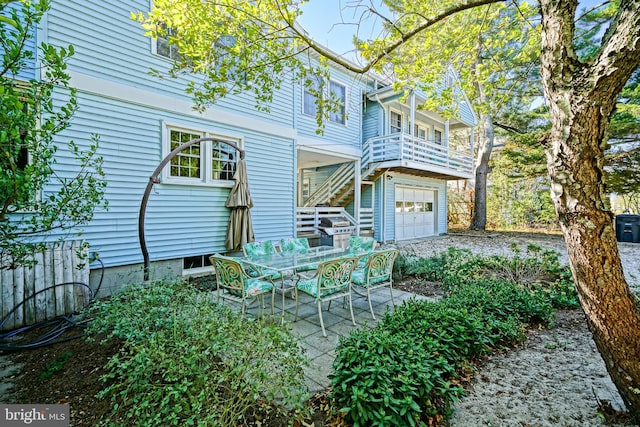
[0,241,90,331]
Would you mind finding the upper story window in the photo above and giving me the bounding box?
[155,23,180,61]
[214,35,247,82]
[434,129,443,145]
[329,81,346,125]
[390,111,402,134]
[303,74,322,117]
[302,76,347,125]
[414,124,426,140]
[164,124,238,186]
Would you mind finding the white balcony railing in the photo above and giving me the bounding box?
[362,133,473,176]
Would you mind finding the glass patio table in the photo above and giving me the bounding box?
[242,245,359,321]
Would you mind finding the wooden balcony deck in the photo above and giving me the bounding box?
[362,133,473,180]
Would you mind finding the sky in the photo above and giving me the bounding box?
[297,0,388,60]
[298,0,608,61]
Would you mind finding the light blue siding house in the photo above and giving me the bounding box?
[20,0,476,292]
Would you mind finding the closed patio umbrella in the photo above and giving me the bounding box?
[225,158,255,250]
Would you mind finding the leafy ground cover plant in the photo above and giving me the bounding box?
[331,327,461,427]
[404,245,579,309]
[86,279,309,426]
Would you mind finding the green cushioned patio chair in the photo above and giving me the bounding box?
[348,236,377,267]
[294,256,359,337]
[351,248,399,320]
[243,240,279,257]
[280,237,317,272]
[280,237,310,253]
[209,254,275,318]
[242,240,285,279]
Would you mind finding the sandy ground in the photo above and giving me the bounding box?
[398,232,640,427]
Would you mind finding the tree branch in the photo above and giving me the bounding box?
[287,0,505,75]
[587,1,640,108]
[494,121,526,134]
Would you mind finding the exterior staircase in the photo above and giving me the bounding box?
[303,162,384,208]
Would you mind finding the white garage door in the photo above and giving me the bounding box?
[395,186,435,240]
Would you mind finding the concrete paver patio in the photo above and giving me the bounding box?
[276,287,430,394]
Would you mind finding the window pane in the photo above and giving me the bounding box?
[169,130,202,178]
[395,201,403,212]
[391,112,402,133]
[211,140,237,180]
[156,24,180,60]
[303,75,322,116]
[329,81,345,124]
[434,130,442,144]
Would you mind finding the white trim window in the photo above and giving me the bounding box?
[154,23,180,61]
[390,110,402,134]
[329,81,346,125]
[434,129,443,145]
[414,124,427,140]
[163,124,239,186]
[303,74,322,116]
[302,75,348,125]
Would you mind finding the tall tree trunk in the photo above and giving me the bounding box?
[540,0,640,419]
[470,112,494,230]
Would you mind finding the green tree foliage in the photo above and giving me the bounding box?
[487,107,556,229]
[606,70,640,213]
[494,1,640,215]
[572,0,640,213]
[487,149,556,229]
[132,0,345,132]
[0,0,107,268]
[363,1,541,230]
[359,1,540,116]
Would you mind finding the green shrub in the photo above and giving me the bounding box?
[392,252,419,281]
[533,280,580,309]
[39,350,73,381]
[380,301,492,363]
[87,280,309,426]
[446,279,554,326]
[417,244,579,310]
[330,327,461,427]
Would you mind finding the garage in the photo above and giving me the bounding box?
[395,186,436,240]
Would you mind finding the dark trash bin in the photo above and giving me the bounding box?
[615,214,640,243]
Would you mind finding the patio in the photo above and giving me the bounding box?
[240,286,432,393]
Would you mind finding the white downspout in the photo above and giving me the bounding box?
[470,127,475,174]
[354,159,361,236]
[410,91,416,139]
[445,119,450,147]
[374,94,385,135]
[374,93,386,242]
[382,171,386,243]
